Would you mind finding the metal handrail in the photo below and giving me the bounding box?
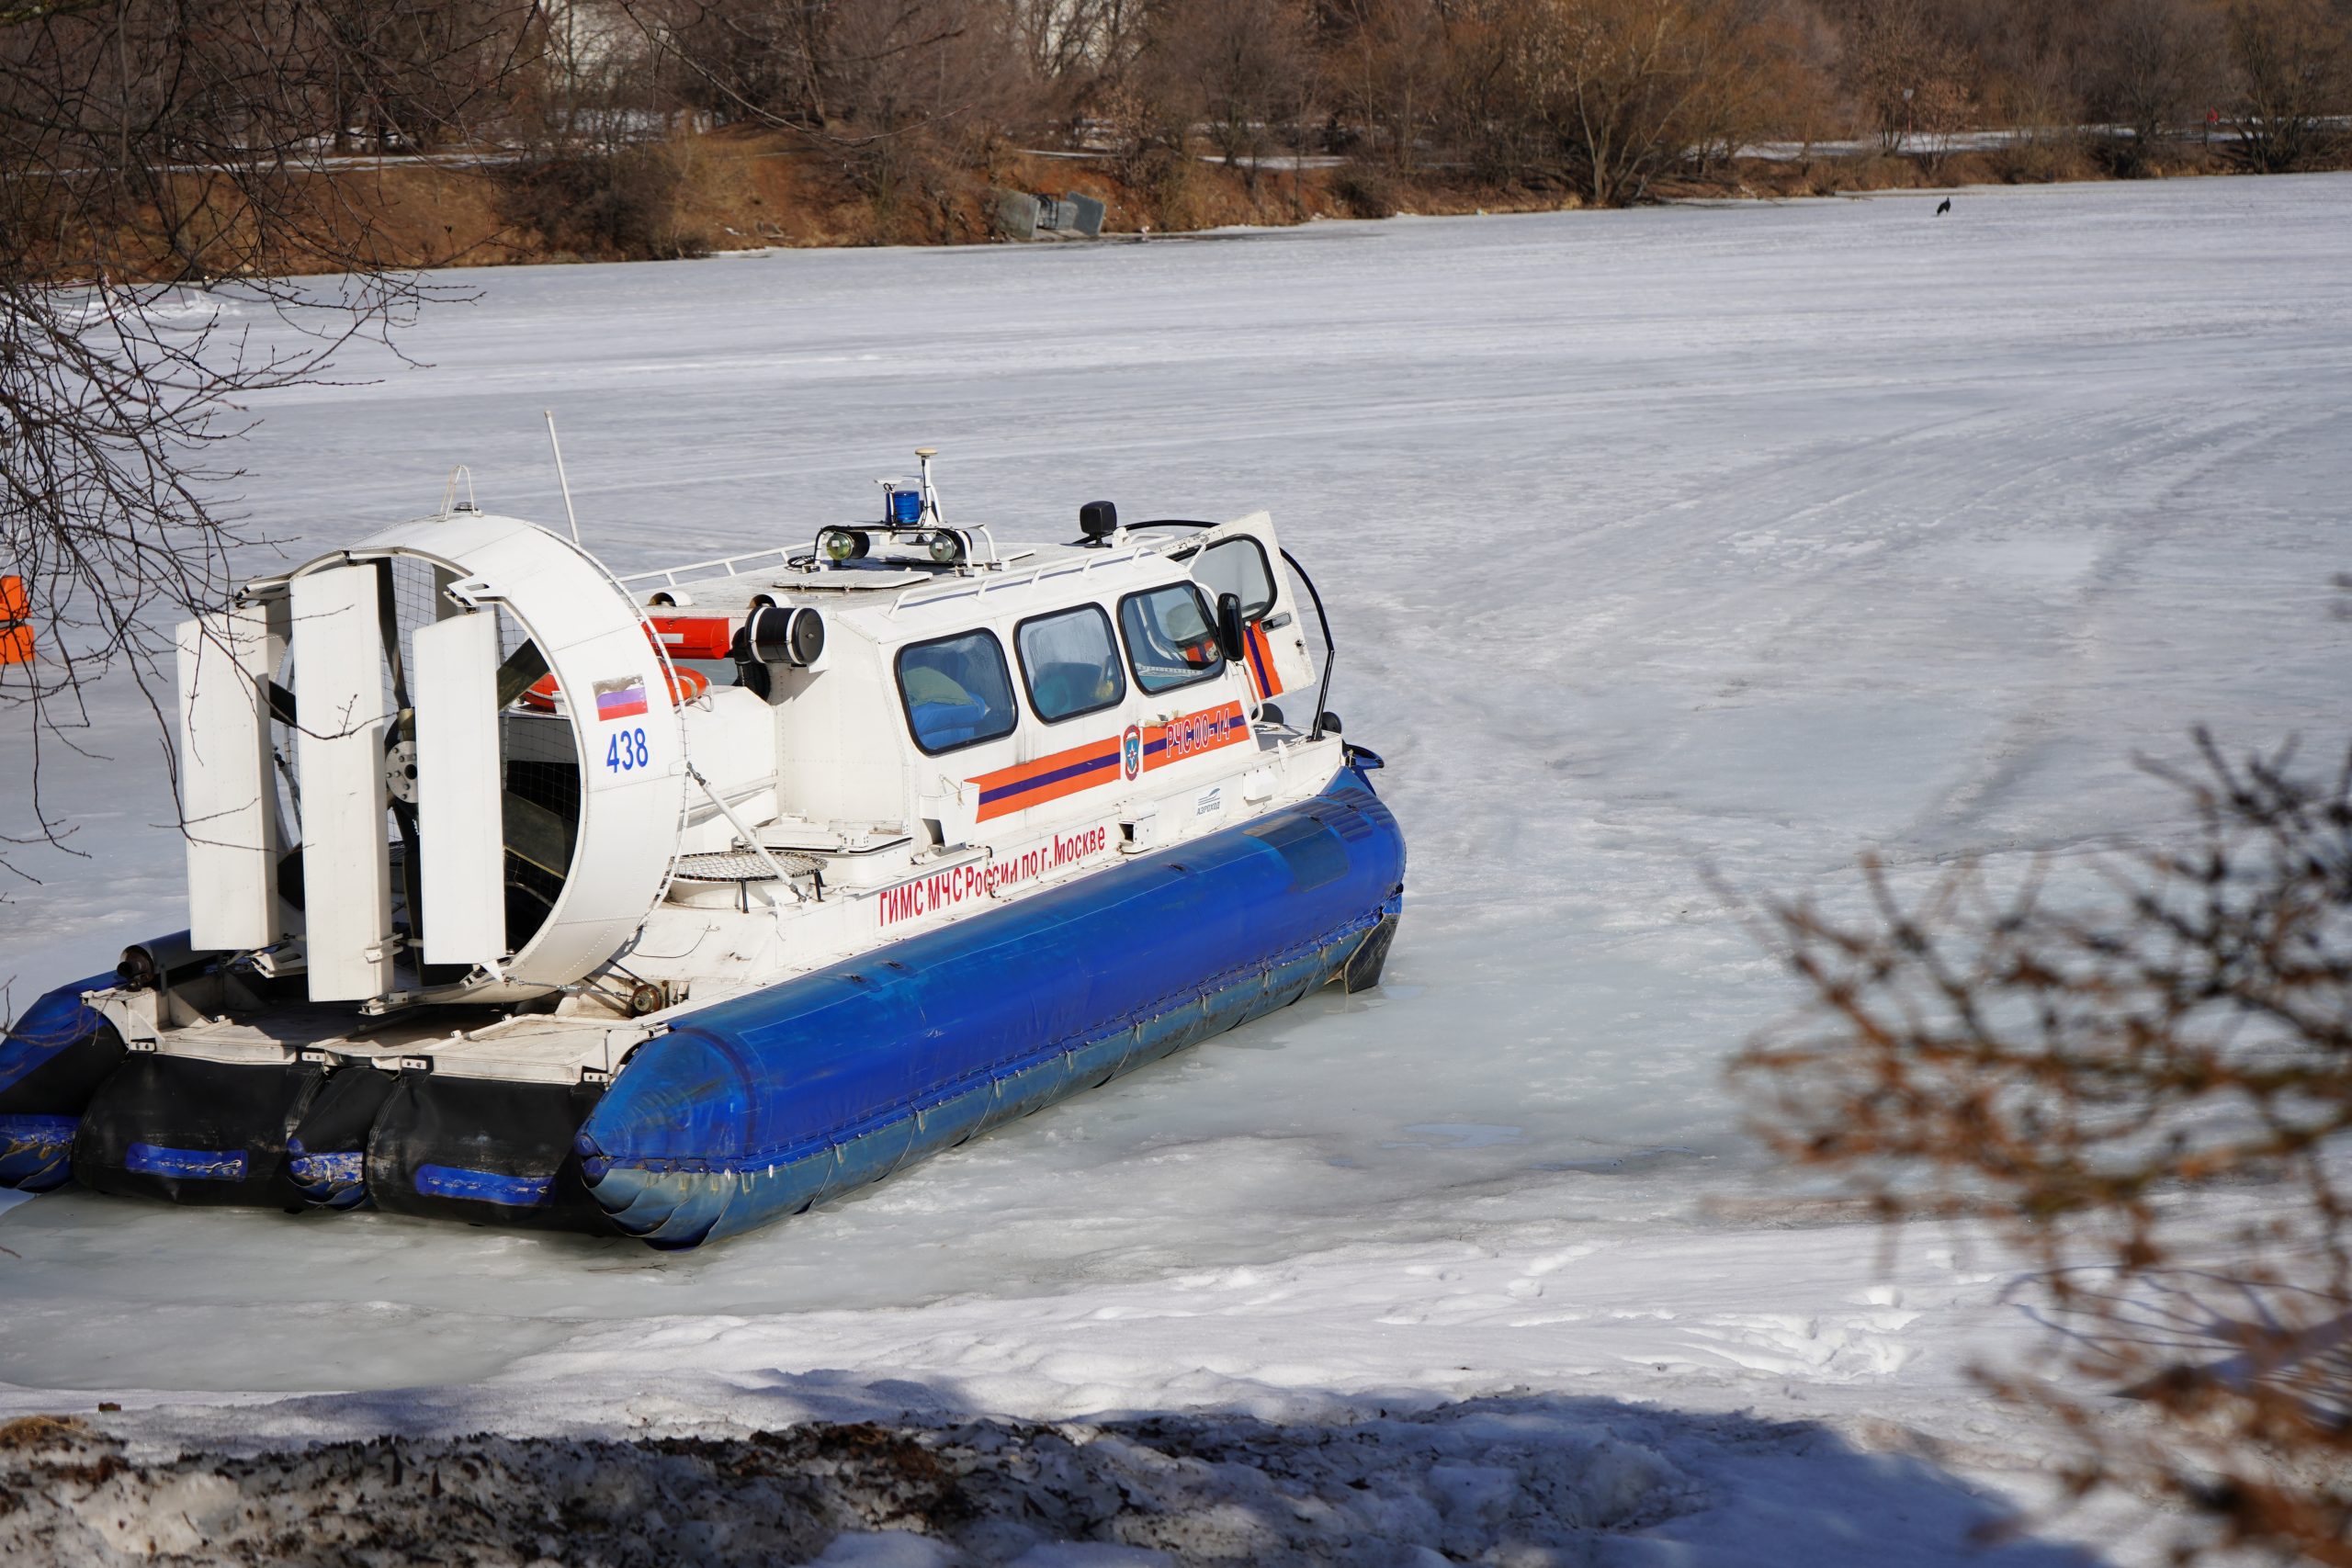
[618,546,800,590]
[887,542,1160,615]
[624,532,1193,615]
[627,528,1033,603]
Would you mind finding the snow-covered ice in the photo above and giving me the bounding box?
[4,173,2349,1563]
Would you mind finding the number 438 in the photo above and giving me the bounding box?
[605,727,650,773]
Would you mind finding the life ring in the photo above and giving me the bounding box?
[518,664,709,713]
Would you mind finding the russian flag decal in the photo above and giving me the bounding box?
[594,676,650,721]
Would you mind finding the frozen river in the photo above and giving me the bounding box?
[3,174,2349,1562]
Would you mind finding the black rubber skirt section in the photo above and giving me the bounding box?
[286,1067,399,1210]
[1344,910,1400,992]
[365,1070,610,1234]
[72,1055,325,1209]
[0,1022,128,1122]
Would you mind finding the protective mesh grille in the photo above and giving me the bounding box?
[268,552,581,966]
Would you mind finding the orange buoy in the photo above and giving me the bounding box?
[0,575,31,666]
[649,615,733,660]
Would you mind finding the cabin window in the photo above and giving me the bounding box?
[1193,536,1277,621]
[897,630,1018,754]
[1016,605,1126,723]
[1119,584,1226,694]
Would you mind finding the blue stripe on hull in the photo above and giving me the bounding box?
[978,750,1118,808]
[413,1163,553,1207]
[0,1113,81,1191]
[577,765,1405,1248]
[123,1142,249,1182]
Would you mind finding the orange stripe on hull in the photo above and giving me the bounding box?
[971,737,1124,822]
[967,700,1250,819]
[976,764,1115,821]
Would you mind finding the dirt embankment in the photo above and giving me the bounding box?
[324,137,1404,269]
[200,129,2314,277]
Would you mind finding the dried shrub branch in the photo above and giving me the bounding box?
[1732,729,2352,1562]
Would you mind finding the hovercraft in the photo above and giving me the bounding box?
[0,454,1404,1247]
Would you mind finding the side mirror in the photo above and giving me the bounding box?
[1215,592,1247,666]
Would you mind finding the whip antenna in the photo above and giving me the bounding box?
[544,411,582,545]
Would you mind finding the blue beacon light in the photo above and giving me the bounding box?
[888,487,923,527]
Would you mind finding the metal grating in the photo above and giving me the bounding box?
[673,850,823,883]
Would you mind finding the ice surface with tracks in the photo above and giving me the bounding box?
[3,174,2349,1563]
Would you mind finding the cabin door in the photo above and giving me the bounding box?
[1178,513,1318,714]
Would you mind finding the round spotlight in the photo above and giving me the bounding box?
[926,531,965,565]
[746,604,826,669]
[786,608,825,666]
[820,528,866,563]
[117,944,159,991]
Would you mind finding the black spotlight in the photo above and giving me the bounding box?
[1079,500,1119,541]
[117,944,160,991]
[746,604,826,669]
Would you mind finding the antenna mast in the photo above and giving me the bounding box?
[545,411,582,545]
